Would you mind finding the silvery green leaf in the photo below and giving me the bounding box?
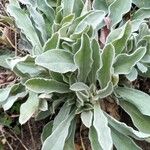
[19,92,39,124]
[120,101,150,137]
[93,104,113,150]
[74,10,105,34]
[62,0,83,18]
[76,91,89,105]
[41,121,53,143]
[126,67,138,81]
[7,5,42,55]
[0,84,19,103]
[39,100,48,111]
[74,34,93,82]
[106,113,150,140]
[97,44,115,88]
[111,127,142,150]
[89,39,101,84]
[52,103,71,131]
[89,126,103,150]
[132,0,150,8]
[62,0,75,17]
[8,55,45,77]
[115,87,150,116]
[81,0,90,16]
[25,78,70,93]
[37,0,55,23]
[106,21,131,55]
[43,33,60,51]
[70,82,89,91]
[68,13,90,35]
[61,14,75,25]
[94,82,113,100]
[113,47,146,75]
[108,0,132,27]
[36,49,77,73]
[50,71,64,82]
[42,111,75,150]
[2,91,27,111]
[27,6,47,42]
[81,110,93,128]
[64,119,76,150]
[93,0,108,12]
[131,8,150,32]
[132,8,150,21]
[72,0,84,18]
[137,62,148,73]
[0,50,14,69]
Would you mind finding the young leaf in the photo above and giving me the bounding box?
[81,111,93,128]
[43,33,60,51]
[97,44,115,88]
[74,34,93,82]
[70,82,89,91]
[89,39,101,84]
[35,49,77,73]
[93,104,113,150]
[115,87,150,116]
[19,92,39,124]
[113,47,146,75]
[94,81,113,100]
[25,78,70,93]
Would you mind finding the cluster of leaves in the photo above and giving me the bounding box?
[0,0,150,149]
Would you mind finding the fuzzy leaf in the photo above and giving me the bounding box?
[116,87,150,116]
[70,82,89,91]
[89,39,101,84]
[111,127,142,150]
[19,92,39,124]
[25,78,70,93]
[106,21,132,55]
[93,104,113,150]
[114,47,146,74]
[7,5,42,55]
[132,0,150,8]
[108,0,132,27]
[41,121,53,143]
[36,49,77,73]
[81,111,93,128]
[43,33,60,51]
[74,10,105,33]
[42,111,75,150]
[74,34,93,82]
[89,126,103,150]
[120,101,150,136]
[52,103,71,131]
[97,44,115,88]
[94,82,113,100]
[107,114,150,140]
